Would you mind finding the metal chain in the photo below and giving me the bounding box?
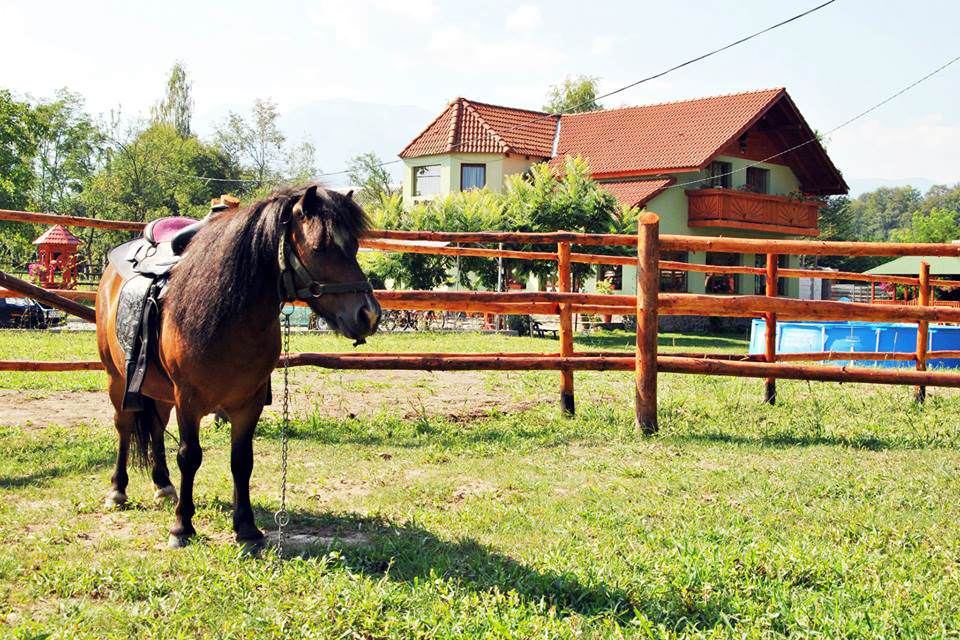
[274,306,293,556]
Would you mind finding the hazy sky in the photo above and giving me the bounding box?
[2,0,958,182]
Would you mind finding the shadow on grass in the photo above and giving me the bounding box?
[670,429,895,451]
[242,505,641,624]
[0,450,114,488]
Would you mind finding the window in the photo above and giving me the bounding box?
[659,251,688,292]
[754,254,788,295]
[413,165,440,197]
[460,163,486,191]
[745,167,770,194]
[708,161,732,188]
[705,252,739,294]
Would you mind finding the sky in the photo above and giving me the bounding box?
[2,0,959,186]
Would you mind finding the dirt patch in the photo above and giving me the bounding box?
[0,389,114,428]
[263,529,370,549]
[0,370,549,428]
[448,478,499,506]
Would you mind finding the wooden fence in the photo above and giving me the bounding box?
[4,208,960,433]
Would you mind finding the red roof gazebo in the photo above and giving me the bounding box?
[32,225,81,290]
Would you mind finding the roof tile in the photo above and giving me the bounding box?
[551,89,785,175]
[598,178,674,209]
[33,224,81,246]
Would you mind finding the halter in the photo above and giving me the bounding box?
[276,211,373,304]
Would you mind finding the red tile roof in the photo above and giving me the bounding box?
[400,88,846,195]
[400,98,557,158]
[33,224,81,246]
[598,178,674,209]
[551,89,785,176]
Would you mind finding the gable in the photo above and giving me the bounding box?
[400,98,557,159]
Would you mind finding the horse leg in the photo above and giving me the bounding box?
[105,376,133,508]
[225,386,269,544]
[150,401,178,504]
[168,406,203,548]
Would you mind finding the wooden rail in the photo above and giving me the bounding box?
[4,205,960,426]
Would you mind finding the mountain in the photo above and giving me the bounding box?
[279,99,433,186]
[846,177,939,198]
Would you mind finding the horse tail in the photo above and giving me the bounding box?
[130,397,157,469]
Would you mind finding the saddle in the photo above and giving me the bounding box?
[108,216,206,410]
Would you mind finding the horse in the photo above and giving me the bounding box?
[95,184,380,548]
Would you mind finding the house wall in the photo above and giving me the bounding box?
[405,152,806,300]
[589,156,803,298]
[402,153,539,205]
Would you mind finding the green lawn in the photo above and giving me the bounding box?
[2,329,960,638]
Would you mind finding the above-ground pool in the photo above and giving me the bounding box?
[748,320,960,368]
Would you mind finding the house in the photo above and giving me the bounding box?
[398,88,848,298]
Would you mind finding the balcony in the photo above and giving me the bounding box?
[685,188,821,236]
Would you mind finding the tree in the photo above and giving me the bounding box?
[0,89,38,211]
[151,62,193,138]
[922,183,960,215]
[502,156,621,285]
[894,208,960,244]
[214,99,286,184]
[0,89,41,269]
[285,139,317,182]
[31,89,105,213]
[346,152,394,207]
[543,75,601,114]
[847,186,923,240]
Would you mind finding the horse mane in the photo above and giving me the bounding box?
[164,183,369,349]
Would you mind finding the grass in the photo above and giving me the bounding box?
[3,329,960,637]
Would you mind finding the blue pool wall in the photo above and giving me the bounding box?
[748,320,960,368]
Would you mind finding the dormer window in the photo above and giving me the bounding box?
[708,161,732,188]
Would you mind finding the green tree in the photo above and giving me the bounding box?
[894,208,960,244]
[346,152,395,207]
[151,62,193,138]
[31,89,105,213]
[921,183,960,215]
[0,89,41,268]
[285,139,317,182]
[847,186,923,240]
[543,75,601,114]
[0,89,38,210]
[214,99,286,184]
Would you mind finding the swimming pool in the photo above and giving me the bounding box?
[748,320,960,368]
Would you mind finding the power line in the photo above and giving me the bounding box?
[169,0,840,184]
[669,53,960,191]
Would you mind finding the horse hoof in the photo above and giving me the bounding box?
[104,490,127,509]
[154,485,179,504]
[167,534,193,549]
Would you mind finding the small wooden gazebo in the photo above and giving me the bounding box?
[32,224,81,290]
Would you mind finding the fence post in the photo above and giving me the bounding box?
[557,241,575,415]
[915,260,930,402]
[764,253,779,405]
[635,213,660,434]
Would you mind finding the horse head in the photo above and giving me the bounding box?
[281,185,380,342]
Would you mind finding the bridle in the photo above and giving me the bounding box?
[276,210,373,304]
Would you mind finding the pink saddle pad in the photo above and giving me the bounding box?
[145,217,198,243]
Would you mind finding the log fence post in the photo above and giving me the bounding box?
[557,241,575,415]
[764,253,779,404]
[635,213,660,434]
[916,261,930,402]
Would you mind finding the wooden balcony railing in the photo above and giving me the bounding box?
[686,188,821,236]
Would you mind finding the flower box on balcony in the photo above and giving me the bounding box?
[685,188,821,236]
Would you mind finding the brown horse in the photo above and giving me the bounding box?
[96,184,380,547]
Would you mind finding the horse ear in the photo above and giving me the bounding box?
[295,185,321,217]
[345,189,354,201]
